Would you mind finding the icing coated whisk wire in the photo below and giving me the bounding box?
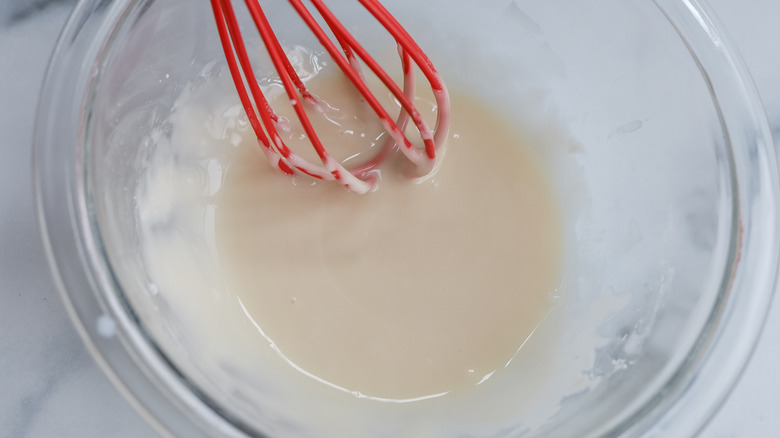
[211,0,450,193]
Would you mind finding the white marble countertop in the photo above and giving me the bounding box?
[1,1,778,437]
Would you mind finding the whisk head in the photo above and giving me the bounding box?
[211,0,450,194]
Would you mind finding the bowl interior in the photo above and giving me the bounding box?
[80,0,747,436]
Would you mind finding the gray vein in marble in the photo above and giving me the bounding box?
[5,336,89,438]
[0,0,76,27]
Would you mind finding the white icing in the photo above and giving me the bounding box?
[129,52,619,437]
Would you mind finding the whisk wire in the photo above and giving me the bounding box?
[211,0,287,172]
[286,0,423,166]
[303,0,435,167]
[211,0,450,193]
[216,0,374,191]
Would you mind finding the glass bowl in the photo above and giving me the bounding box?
[34,0,780,437]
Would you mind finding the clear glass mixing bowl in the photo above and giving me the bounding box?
[34,0,780,437]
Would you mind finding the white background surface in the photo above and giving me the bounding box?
[1,1,778,437]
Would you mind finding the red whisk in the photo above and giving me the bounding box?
[210,0,450,194]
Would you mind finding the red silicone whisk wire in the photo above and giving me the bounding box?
[210,0,450,193]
